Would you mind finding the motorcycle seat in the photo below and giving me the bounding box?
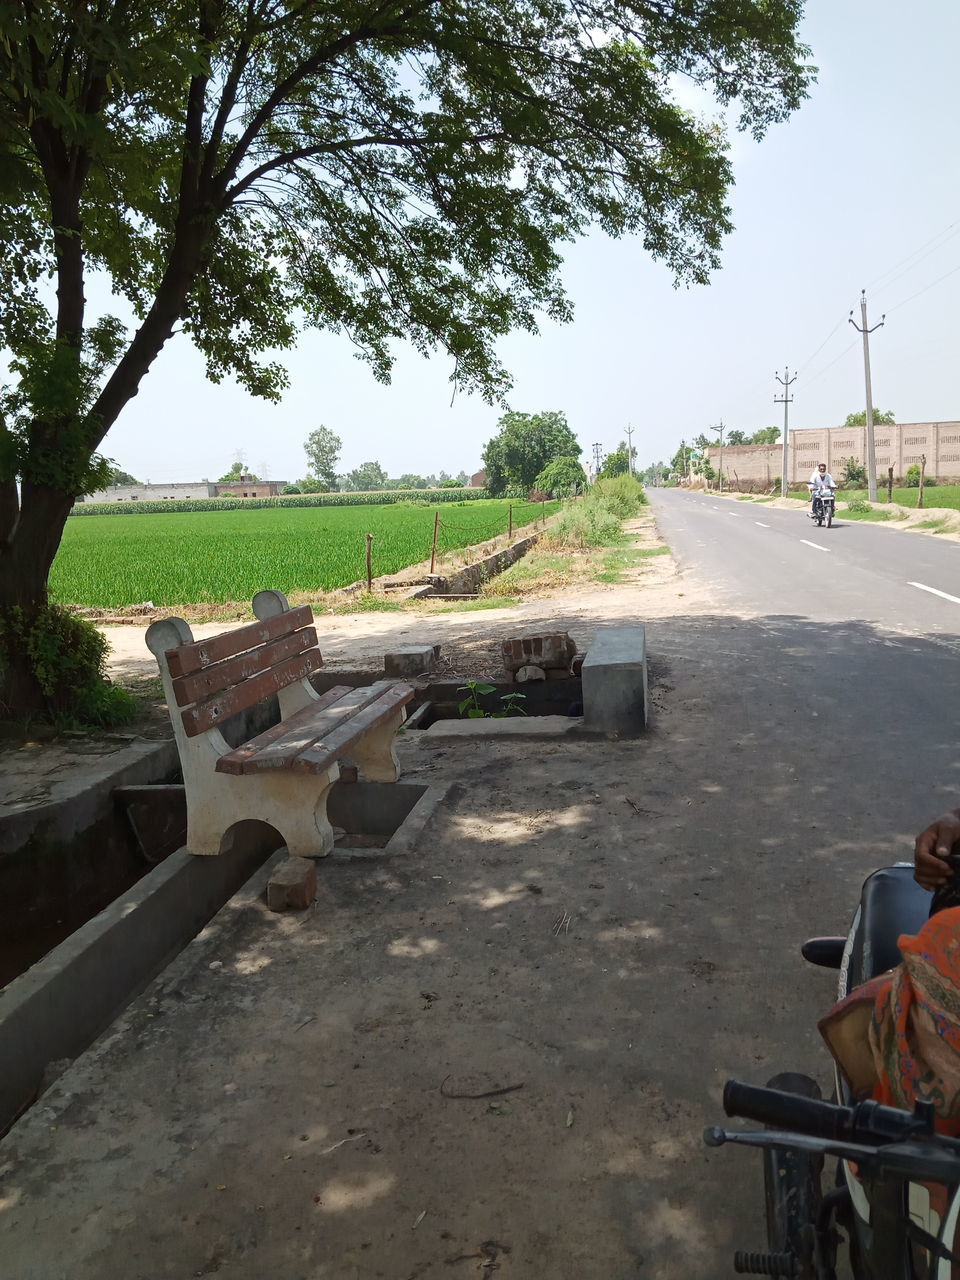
[846,864,931,989]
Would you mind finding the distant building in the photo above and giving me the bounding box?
[214,475,288,498]
[705,421,960,488]
[469,469,487,488]
[80,481,217,503]
[78,475,289,503]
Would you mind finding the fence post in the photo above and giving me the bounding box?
[918,454,926,509]
[508,504,513,539]
[429,511,440,574]
[366,533,373,591]
[887,466,894,504]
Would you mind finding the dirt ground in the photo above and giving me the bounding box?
[1,511,860,1279]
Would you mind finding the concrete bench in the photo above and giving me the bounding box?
[581,625,648,735]
[146,590,414,858]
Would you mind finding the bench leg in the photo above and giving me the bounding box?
[186,768,339,858]
[345,711,405,782]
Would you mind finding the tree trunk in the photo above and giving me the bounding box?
[0,482,76,716]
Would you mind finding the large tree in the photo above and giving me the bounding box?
[483,410,582,494]
[303,426,341,491]
[0,1,812,715]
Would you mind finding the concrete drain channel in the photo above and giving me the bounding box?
[0,731,447,1136]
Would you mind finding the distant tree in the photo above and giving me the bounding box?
[600,441,636,478]
[303,426,342,491]
[749,426,780,444]
[482,411,581,495]
[535,456,586,496]
[344,461,388,491]
[106,465,140,485]
[440,477,461,488]
[642,461,669,485]
[455,470,469,486]
[218,461,261,482]
[845,410,896,426]
[726,430,747,446]
[437,470,453,486]
[422,474,438,489]
[397,473,427,489]
[282,484,302,494]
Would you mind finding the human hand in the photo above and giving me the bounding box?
[914,810,960,890]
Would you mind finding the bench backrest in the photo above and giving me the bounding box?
[151,605,322,738]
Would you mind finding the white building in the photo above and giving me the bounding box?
[79,482,218,504]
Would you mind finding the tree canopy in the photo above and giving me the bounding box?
[343,461,388,492]
[600,441,637,478]
[217,461,261,483]
[0,0,813,718]
[535,456,586,496]
[844,410,896,426]
[303,427,341,492]
[482,411,582,495]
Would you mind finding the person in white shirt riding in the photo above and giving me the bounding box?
[807,462,836,517]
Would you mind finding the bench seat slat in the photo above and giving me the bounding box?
[166,605,315,678]
[289,684,414,774]
[181,650,323,737]
[215,685,354,775]
[172,627,319,707]
[227,681,400,773]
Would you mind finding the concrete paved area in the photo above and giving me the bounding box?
[3,596,956,1278]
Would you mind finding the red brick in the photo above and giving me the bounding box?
[266,856,317,911]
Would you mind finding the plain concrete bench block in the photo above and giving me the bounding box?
[581,626,648,735]
[384,645,437,678]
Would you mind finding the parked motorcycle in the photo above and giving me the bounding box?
[705,863,960,1279]
[811,488,836,528]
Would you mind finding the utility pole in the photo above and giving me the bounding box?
[716,421,726,493]
[774,368,796,498]
[849,289,885,502]
[624,424,635,476]
[591,442,603,479]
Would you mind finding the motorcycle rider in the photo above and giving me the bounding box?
[807,462,836,518]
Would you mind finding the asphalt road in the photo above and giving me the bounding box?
[648,487,960,637]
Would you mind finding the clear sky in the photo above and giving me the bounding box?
[95,1,960,484]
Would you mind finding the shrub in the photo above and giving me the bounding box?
[846,498,872,514]
[0,604,137,728]
[591,474,646,518]
[548,499,622,548]
[905,465,935,487]
[841,457,867,487]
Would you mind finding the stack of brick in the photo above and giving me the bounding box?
[501,633,580,682]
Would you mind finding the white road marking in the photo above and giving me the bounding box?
[755,521,770,528]
[799,539,831,553]
[727,512,741,517]
[909,581,960,606]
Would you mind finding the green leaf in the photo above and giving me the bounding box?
[474,683,496,695]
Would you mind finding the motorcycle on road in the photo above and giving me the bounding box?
[706,864,960,1279]
[811,487,836,528]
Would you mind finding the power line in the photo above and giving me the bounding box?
[864,219,960,294]
[883,260,960,315]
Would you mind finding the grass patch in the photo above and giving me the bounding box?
[839,506,895,522]
[914,516,951,532]
[596,545,669,583]
[736,495,755,502]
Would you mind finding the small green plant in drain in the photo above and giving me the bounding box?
[458,681,528,718]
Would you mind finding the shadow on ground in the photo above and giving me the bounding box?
[2,613,957,1279]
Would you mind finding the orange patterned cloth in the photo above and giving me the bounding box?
[868,906,960,1134]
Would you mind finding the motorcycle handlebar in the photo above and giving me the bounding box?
[723,1081,852,1140]
[723,1080,960,1149]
